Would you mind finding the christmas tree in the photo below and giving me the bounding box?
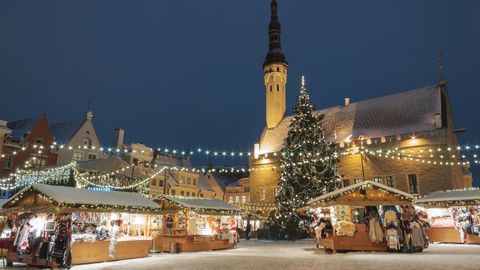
[273,76,340,240]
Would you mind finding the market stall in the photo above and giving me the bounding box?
[153,195,240,252]
[415,189,480,244]
[306,181,427,253]
[1,184,162,268]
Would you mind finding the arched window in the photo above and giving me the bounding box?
[36,138,44,145]
[270,85,273,92]
[277,84,279,91]
[83,138,92,147]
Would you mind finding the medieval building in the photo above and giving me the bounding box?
[242,0,470,215]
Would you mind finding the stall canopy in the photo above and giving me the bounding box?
[415,189,480,207]
[2,184,161,213]
[307,180,415,208]
[154,195,240,215]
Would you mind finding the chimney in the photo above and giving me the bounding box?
[114,128,124,148]
[344,97,351,106]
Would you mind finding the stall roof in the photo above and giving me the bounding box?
[415,189,480,207]
[307,180,415,207]
[154,195,240,214]
[3,184,160,212]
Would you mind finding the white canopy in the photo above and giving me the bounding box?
[415,189,480,207]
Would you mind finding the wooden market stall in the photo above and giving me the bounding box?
[415,189,480,244]
[307,181,415,253]
[2,184,162,268]
[153,195,240,252]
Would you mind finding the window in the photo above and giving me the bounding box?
[260,189,266,201]
[180,191,185,196]
[83,138,92,147]
[151,179,157,186]
[386,176,396,188]
[247,196,250,202]
[244,186,250,192]
[3,155,13,169]
[235,196,240,203]
[342,179,351,187]
[373,176,383,184]
[36,138,44,145]
[133,158,139,165]
[192,192,195,197]
[73,151,83,161]
[88,154,97,160]
[276,84,279,91]
[159,180,164,187]
[171,190,176,195]
[200,193,204,198]
[181,177,185,184]
[186,192,190,197]
[193,179,197,186]
[241,195,246,203]
[408,174,419,194]
[187,178,191,185]
[228,196,234,203]
[354,178,362,184]
[270,85,272,92]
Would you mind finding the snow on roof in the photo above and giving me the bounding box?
[307,180,414,206]
[415,189,480,205]
[7,117,39,139]
[210,173,241,190]
[155,195,240,213]
[260,85,441,152]
[6,184,160,210]
[76,156,144,178]
[50,120,85,145]
[197,175,214,191]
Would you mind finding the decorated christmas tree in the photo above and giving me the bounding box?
[273,76,340,240]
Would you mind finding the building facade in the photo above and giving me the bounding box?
[247,0,469,215]
[0,114,57,178]
[50,111,104,165]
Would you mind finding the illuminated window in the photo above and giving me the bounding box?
[73,151,83,161]
[235,196,240,203]
[228,196,234,203]
[354,178,362,184]
[386,176,395,187]
[260,189,266,201]
[241,195,246,203]
[373,176,383,184]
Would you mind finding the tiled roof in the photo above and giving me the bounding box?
[260,85,441,152]
[50,120,85,145]
[7,117,39,140]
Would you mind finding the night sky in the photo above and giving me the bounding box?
[1,1,479,178]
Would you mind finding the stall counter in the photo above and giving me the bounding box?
[317,224,387,253]
[155,235,232,252]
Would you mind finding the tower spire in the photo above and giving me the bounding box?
[437,51,446,86]
[263,0,287,68]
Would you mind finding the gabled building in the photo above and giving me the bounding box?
[1,114,57,178]
[248,0,470,215]
[50,111,104,164]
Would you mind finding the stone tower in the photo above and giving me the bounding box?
[264,0,288,129]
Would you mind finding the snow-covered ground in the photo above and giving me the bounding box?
[7,240,480,270]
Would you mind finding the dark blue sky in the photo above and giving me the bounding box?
[1,1,479,174]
